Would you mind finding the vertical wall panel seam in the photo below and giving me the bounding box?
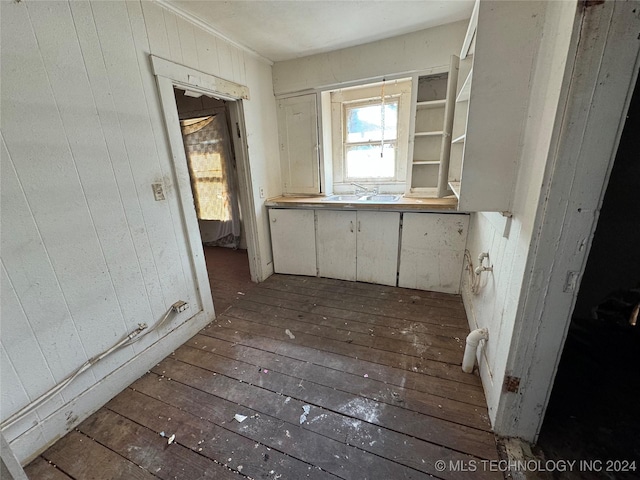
[162,7,183,63]
[87,0,167,321]
[74,0,160,325]
[68,0,156,339]
[0,262,54,401]
[24,1,130,359]
[0,345,35,420]
[126,1,195,308]
[0,131,93,382]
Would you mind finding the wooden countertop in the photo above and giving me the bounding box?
[265,195,460,212]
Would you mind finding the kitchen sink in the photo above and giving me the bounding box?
[322,195,364,201]
[322,194,401,203]
[365,194,401,202]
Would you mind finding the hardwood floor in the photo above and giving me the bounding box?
[26,249,501,480]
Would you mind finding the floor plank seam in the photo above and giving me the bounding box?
[208,316,476,384]
[189,331,489,412]
[175,343,492,432]
[253,283,468,329]
[232,298,468,348]
[142,371,478,478]
[167,356,497,461]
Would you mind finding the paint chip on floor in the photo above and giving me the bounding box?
[285,329,295,339]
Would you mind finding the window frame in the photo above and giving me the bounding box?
[342,97,400,181]
[329,79,412,193]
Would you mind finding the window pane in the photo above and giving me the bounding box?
[346,143,395,179]
[346,102,397,143]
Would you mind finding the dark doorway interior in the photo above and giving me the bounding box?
[537,76,640,477]
[173,88,254,314]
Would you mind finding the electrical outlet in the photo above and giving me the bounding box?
[259,187,265,198]
[152,183,165,201]
[171,300,188,313]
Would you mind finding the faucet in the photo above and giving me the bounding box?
[350,182,378,196]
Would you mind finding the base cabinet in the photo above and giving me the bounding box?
[269,209,317,276]
[268,208,468,293]
[316,210,401,286]
[398,213,469,294]
[355,211,400,286]
[316,210,357,281]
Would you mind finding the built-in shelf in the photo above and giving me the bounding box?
[414,131,444,137]
[407,186,439,197]
[416,99,447,109]
[448,181,461,199]
[452,134,466,144]
[456,68,473,103]
[413,160,441,165]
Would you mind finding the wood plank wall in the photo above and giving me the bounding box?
[0,0,270,461]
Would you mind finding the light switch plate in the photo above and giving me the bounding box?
[152,183,165,201]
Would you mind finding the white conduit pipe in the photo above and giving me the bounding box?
[462,328,489,373]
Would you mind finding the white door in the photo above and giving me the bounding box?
[269,209,317,276]
[398,213,469,293]
[356,211,400,286]
[277,94,320,195]
[316,210,356,281]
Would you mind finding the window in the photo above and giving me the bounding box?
[328,79,411,193]
[344,100,398,179]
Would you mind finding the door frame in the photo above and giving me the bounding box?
[493,1,640,441]
[151,56,263,318]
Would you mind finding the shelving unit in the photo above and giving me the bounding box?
[448,50,474,201]
[405,57,459,198]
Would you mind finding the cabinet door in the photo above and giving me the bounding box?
[356,211,400,286]
[398,213,469,294]
[316,210,356,281]
[269,209,317,276]
[277,94,320,195]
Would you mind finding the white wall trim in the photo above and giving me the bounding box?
[152,56,263,283]
[9,310,213,465]
[152,0,274,65]
[494,0,640,441]
[151,55,250,99]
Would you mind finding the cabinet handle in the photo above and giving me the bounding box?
[350,221,354,233]
[358,221,361,232]
[272,218,276,223]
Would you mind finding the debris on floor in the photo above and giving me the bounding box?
[234,414,248,423]
[167,434,175,445]
[285,329,295,339]
[299,405,311,424]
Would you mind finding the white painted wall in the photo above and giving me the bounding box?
[0,0,279,462]
[272,20,468,95]
[460,0,579,428]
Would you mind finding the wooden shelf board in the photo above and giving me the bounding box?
[413,160,440,166]
[448,181,461,199]
[456,68,473,103]
[416,99,446,109]
[414,131,444,137]
[407,187,439,198]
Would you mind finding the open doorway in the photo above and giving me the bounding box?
[173,88,257,313]
[536,76,640,475]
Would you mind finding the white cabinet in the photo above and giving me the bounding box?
[356,211,400,286]
[448,0,545,212]
[277,94,320,194]
[398,213,469,294]
[316,210,357,281]
[269,209,317,276]
[316,210,400,286]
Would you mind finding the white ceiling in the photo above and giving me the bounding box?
[164,1,475,62]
